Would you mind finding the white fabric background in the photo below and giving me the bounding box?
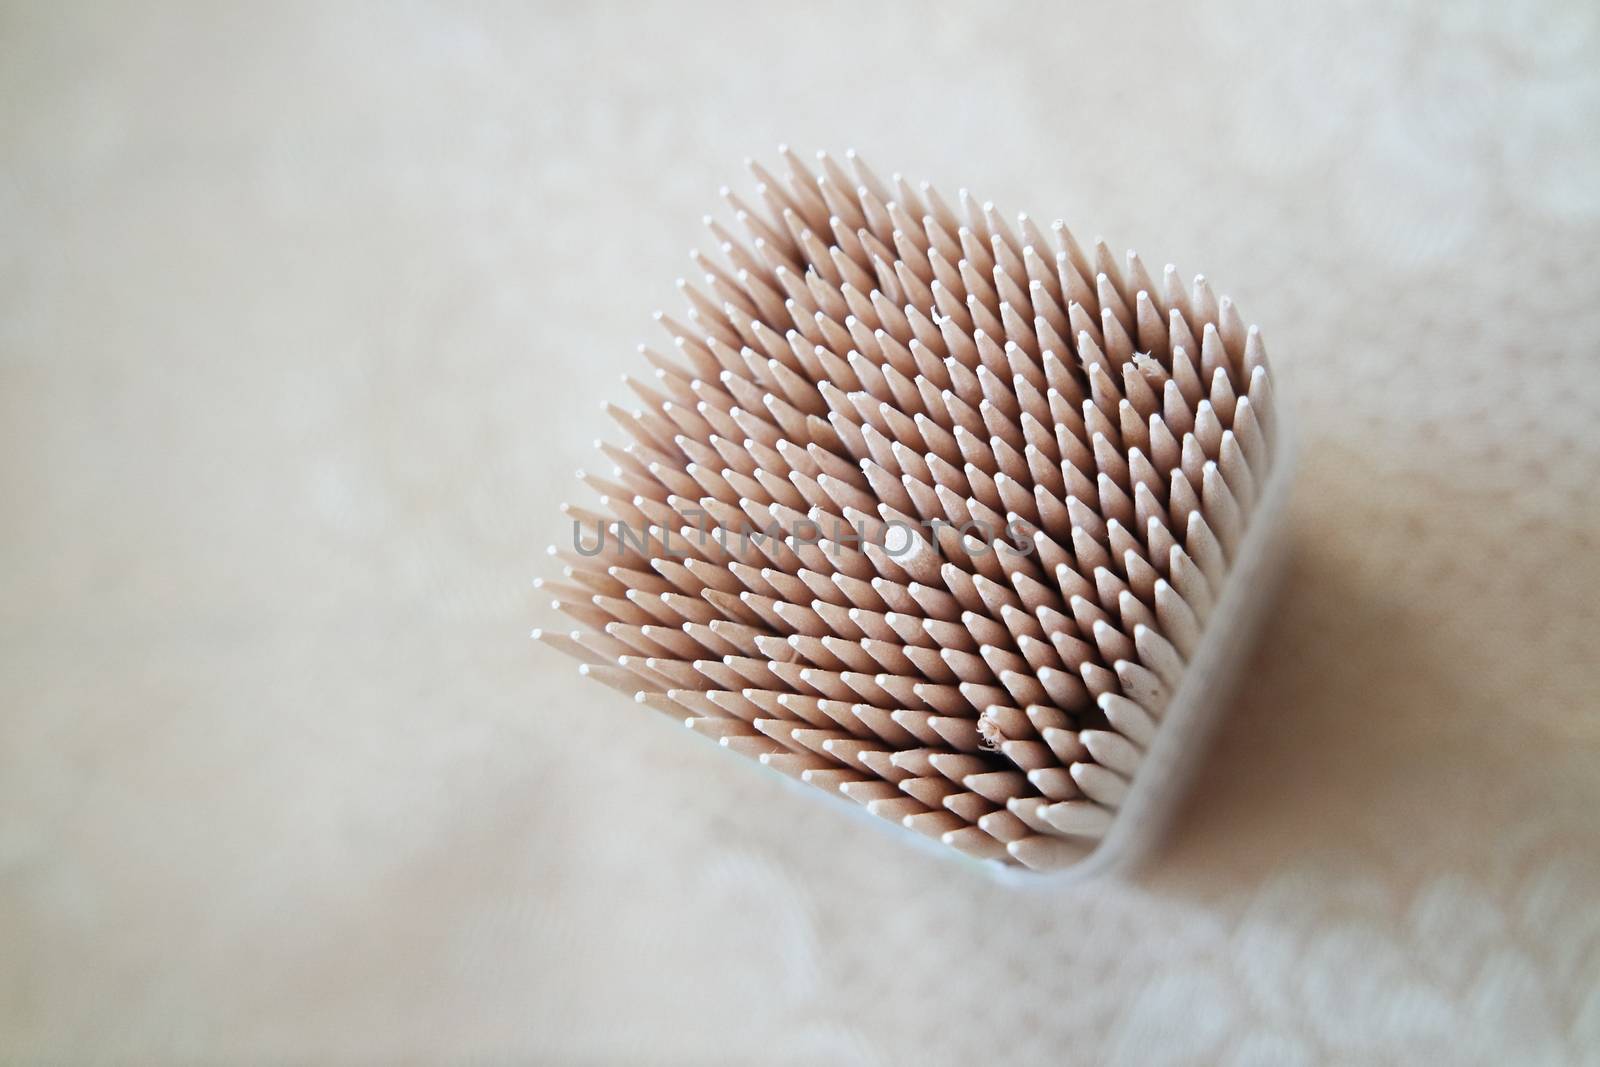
[4,2,1599,1062]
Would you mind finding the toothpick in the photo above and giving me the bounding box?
[536,149,1282,873]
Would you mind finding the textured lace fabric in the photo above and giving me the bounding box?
[2,1,1598,1063]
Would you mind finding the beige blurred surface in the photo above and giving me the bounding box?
[4,2,1600,1062]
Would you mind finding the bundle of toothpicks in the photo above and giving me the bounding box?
[536,148,1281,874]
